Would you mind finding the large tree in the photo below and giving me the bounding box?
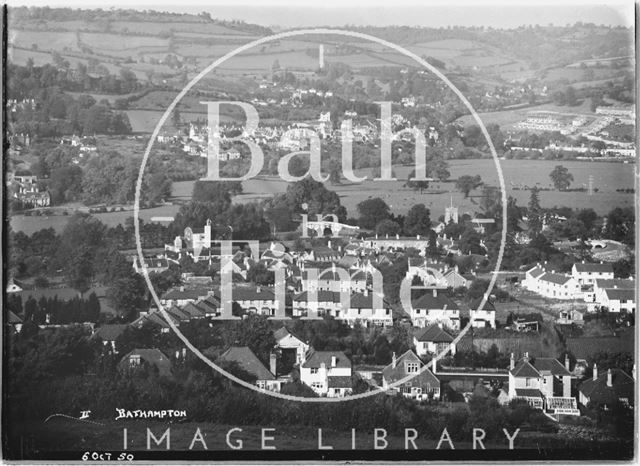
[357,198,390,230]
[455,175,483,198]
[549,165,574,191]
[404,203,431,236]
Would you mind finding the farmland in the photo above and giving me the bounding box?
[11,159,633,235]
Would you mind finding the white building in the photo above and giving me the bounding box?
[522,264,582,300]
[274,327,309,365]
[410,289,460,331]
[413,325,456,357]
[507,353,579,415]
[300,350,352,397]
[571,261,614,285]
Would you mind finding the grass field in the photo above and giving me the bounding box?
[10,159,634,235]
[455,99,595,128]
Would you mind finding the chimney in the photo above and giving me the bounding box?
[432,357,437,374]
[328,240,332,249]
[417,235,421,240]
[432,289,437,297]
[523,352,529,362]
[392,352,397,368]
[510,353,515,370]
[320,362,326,373]
[565,355,570,371]
[257,286,261,293]
[331,356,337,368]
[396,234,400,240]
[364,288,369,297]
[593,363,598,381]
[332,263,336,273]
[266,353,276,377]
[606,369,612,387]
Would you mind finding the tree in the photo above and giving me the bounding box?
[405,169,429,194]
[357,198,390,229]
[549,165,573,191]
[604,207,634,246]
[375,219,401,236]
[246,262,274,286]
[455,175,483,198]
[527,187,542,235]
[404,204,431,236]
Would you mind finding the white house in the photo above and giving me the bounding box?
[233,286,280,316]
[523,265,582,300]
[469,298,497,329]
[601,288,636,313]
[300,350,352,397]
[410,289,460,330]
[274,327,309,365]
[413,325,456,357]
[507,353,578,415]
[345,290,393,327]
[571,261,614,285]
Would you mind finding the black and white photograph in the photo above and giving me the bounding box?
[1,0,638,462]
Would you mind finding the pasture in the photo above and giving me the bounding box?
[10,159,633,235]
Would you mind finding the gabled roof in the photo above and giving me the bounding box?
[233,287,276,301]
[511,357,571,377]
[595,279,635,290]
[301,350,351,369]
[293,290,341,303]
[7,310,23,324]
[182,302,206,318]
[573,262,613,273]
[579,369,634,404]
[412,292,458,310]
[349,292,390,309]
[510,360,540,378]
[539,273,572,285]
[166,306,191,321]
[94,324,128,341]
[273,326,307,344]
[531,358,571,376]
[527,266,545,278]
[382,350,439,386]
[219,346,275,381]
[603,288,635,301]
[162,288,209,301]
[414,325,454,343]
[120,348,172,377]
[328,376,352,388]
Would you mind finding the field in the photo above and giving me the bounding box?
[10,159,634,235]
[455,99,596,128]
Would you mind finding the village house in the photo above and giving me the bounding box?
[299,350,352,397]
[410,289,461,330]
[571,261,614,285]
[413,325,456,357]
[522,264,582,300]
[382,350,441,401]
[344,290,393,327]
[233,286,280,316]
[133,256,170,274]
[469,298,497,329]
[274,327,310,365]
[292,290,342,318]
[219,346,283,392]
[557,309,585,326]
[363,234,430,252]
[578,365,634,410]
[600,288,636,313]
[507,353,579,415]
[300,263,367,294]
[93,324,129,353]
[160,287,212,307]
[119,348,173,377]
[442,266,474,289]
